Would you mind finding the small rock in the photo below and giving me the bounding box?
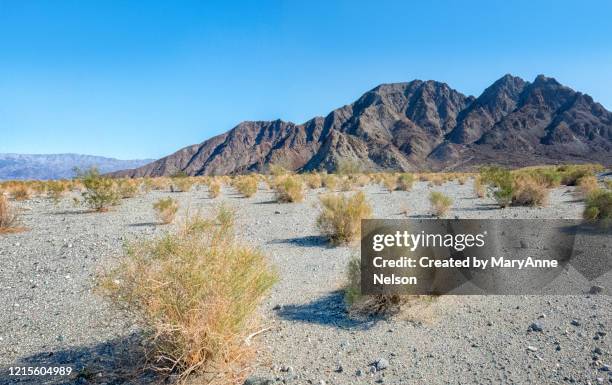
[571,319,581,326]
[520,240,528,249]
[243,377,273,385]
[319,380,326,385]
[527,346,538,352]
[272,304,282,310]
[274,210,281,214]
[594,347,604,355]
[369,366,377,374]
[528,322,544,332]
[599,364,609,372]
[374,358,389,371]
[356,369,363,377]
[589,285,604,294]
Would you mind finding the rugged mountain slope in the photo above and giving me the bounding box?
[0,154,153,180]
[114,74,611,177]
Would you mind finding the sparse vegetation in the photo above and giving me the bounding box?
[171,175,194,193]
[99,208,277,383]
[583,189,612,224]
[153,197,179,224]
[480,167,514,207]
[46,180,68,204]
[317,192,372,244]
[273,175,304,203]
[336,159,362,176]
[0,194,21,233]
[512,175,549,207]
[234,175,258,198]
[303,173,322,189]
[577,175,599,197]
[429,191,453,217]
[474,176,486,198]
[397,173,415,191]
[117,179,139,199]
[321,174,338,191]
[382,175,397,192]
[208,180,221,198]
[77,168,119,212]
[11,185,31,201]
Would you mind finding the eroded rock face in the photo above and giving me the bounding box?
[113,74,612,177]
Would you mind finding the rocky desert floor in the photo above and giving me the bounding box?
[0,181,610,385]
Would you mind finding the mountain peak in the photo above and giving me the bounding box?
[113,74,611,177]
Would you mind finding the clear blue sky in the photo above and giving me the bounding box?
[1,0,611,159]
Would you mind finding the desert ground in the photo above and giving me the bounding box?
[0,180,610,385]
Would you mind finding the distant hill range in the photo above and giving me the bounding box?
[111,74,609,177]
[0,153,153,180]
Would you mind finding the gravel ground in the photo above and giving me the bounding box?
[0,180,610,385]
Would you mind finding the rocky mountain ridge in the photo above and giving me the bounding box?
[113,74,611,177]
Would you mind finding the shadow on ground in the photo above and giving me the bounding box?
[275,290,377,330]
[268,235,330,248]
[0,333,169,385]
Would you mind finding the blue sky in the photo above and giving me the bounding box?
[1,0,611,159]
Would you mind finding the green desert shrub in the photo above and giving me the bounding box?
[153,197,179,224]
[381,175,397,192]
[317,192,372,244]
[99,208,277,383]
[117,179,139,198]
[397,173,415,191]
[429,191,453,217]
[577,175,599,197]
[583,189,612,224]
[170,175,194,193]
[77,168,119,212]
[480,166,513,207]
[321,174,338,191]
[46,180,68,204]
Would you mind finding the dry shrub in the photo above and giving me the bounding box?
[473,176,486,198]
[317,192,372,244]
[117,179,139,199]
[605,180,612,190]
[512,175,549,207]
[11,185,31,201]
[344,257,430,316]
[382,175,397,192]
[47,180,68,204]
[577,176,599,197]
[0,194,22,233]
[208,180,221,199]
[428,175,444,187]
[273,175,304,203]
[171,176,194,193]
[303,173,322,189]
[321,174,338,191]
[397,173,415,191]
[150,177,170,191]
[457,175,468,185]
[233,176,258,198]
[153,197,179,224]
[339,177,355,192]
[352,174,371,187]
[99,207,277,383]
[583,189,612,224]
[429,191,452,217]
[558,164,603,186]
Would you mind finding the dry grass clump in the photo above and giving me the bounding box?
[77,168,119,212]
[381,175,397,192]
[339,177,355,192]
[577,176,599,197]
[11,185,31,201]
[321,174,338,191]
[474,176,486,198]
[153,197,179,224]
[46,180,68,204]
[233,175,258,198]
[303,173,322,189]
[344,257,427,316]
[317,192,372,244]
[171,176,194,193]
[429,191,453,217]
[208,180,221,199]
[273,175,304,203]
[512,175,549,207]
[0,194,22,233]
[557,164,603,186]
[396,173,415,191]
[583,189,612,224]
[117,179,140,199]
[99,207,277,383]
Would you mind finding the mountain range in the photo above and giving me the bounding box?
[0,154,153,180]
[111,74,610,177]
